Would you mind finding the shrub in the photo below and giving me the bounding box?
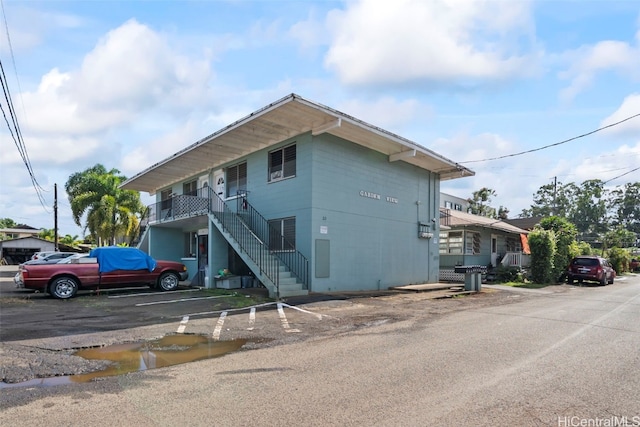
[538,217,578,282]
[495,265,523,283]
[607,248,630,274]
[576,241,593,255]
[529,229,556,284]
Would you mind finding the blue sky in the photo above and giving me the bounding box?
[1,0,639,237]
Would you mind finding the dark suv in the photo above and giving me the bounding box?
[567,256,615,286]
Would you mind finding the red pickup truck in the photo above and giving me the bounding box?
[19,247,189,299]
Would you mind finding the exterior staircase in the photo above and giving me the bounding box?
[207,191,308,299]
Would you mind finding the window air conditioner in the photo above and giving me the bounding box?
[270,170,282,180]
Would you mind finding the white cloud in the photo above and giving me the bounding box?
[0,5,85,54]
[324,0,538,86]
[559,35,640,102]
[8,19,215,169]
[289,9,329,52]
[69,20,212,114]
[600,94,640,135]
[336,97,428,129]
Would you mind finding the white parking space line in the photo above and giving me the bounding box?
[277,303,300,333]
[212,312,227,341]
[279,302,326,319]
[183,301,277,317]
[177,316,189,333]
[108,289,201,298]
[248,307,256,331]
[135,295,227,307]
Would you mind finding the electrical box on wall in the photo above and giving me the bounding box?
[418,222,432,239]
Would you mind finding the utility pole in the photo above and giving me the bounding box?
[54,183,59,251]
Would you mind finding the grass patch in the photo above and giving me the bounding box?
[500,282,551,289]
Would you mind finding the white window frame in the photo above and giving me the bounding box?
[226,162,247,198]
[268,144,296,182]
[439,231,463,254]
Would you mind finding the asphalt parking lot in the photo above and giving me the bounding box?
[0,264,528,385]
[0,269,302,342]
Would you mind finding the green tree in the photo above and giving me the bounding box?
[520,181,577,218]
[0,218,17,229]
[468,187,498,218]
[59,234,82,247]
[497,206,509,220]
[604,227,637,249]
[38,228,55,241]
[608,182,640,235]
[65,164,145,246]
[569,179,608,238]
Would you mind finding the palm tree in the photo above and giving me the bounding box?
[59,234,82,247]
[38,228,55,241]
[66,164,145,246]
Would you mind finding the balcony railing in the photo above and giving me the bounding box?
[440,208,451,227]
[147,188,209,223]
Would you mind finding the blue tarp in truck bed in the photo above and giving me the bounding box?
[89,247,157,274]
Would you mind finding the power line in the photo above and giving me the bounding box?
[0,1,49,211]
[603,166,640,184]
[459,112,640,164]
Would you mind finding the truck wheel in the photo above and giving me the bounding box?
[158,272,179,291]
[49,277,78,299]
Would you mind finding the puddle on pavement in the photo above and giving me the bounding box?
[0,335,246,389]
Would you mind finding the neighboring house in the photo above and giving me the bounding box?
[121,94,474,298]
[0,224,41,241]
[439,209,530,282]
[440,192,469,213]
[0,237,82,265]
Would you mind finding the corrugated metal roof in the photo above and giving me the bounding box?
[120,94,474,194]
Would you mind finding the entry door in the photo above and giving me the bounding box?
[491,234,498,267]
[197,174,209,196]
[214,169,225,199]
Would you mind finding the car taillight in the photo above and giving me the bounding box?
[596,267,602,275]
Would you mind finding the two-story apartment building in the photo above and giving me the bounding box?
[121,94,474,298]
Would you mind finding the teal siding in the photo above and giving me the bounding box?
[308,134,439,292]
[439,228,517,268]
[148,130,444,293]
[148,227,185,262]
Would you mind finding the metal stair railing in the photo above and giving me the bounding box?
[207,189,278,284]
[234,194,309,290]
[207,188,288,294]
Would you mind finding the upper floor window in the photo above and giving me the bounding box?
[454,203,462,211]
[227,162,247,197]
[269,144,296,182]
[444,201,452,209]
[183,180,197,196]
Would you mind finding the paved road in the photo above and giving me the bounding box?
[1,275,639,426]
